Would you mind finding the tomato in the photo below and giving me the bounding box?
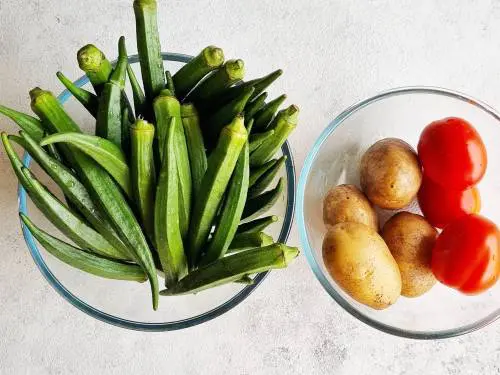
[418,177,481,229]
[418,117,487,189]
[431,214,500,294]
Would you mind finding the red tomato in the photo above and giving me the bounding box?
[418,177,481,229]
[431,214,500,294]
[418,117,487,189]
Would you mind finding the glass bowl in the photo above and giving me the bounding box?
[18,53,296,331]
[297,86,500,339]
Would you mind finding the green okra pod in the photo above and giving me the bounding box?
[173,46,224,99]
[248,155,286,197]
[186,59,245,105]
[249,129,275,152]
[154,121,188,287]
[227,232,274,253]
[0,104,44,141]
[234,276,254,285]
[21,214,146,282]
[30,87,159,310]
[201,141,250,265]
[40,132,132,198]
[205,86,254,146]
[127,64,147,118]
[154,91,191,238]
[252,94,287,131]
[244,92,268,125]
[249,69,283,100]
[56,71,99,118]
[130,119,156,240]
[77,44,113,95]
[188,115,247,266]
[95,37,129,148]
[242,177,285,222]
[250,105,299,166]
[181,103,207,195]
[11,132,125,251]
[161,244,299,295]
[134,0,165,103]
[236,215,279,234]
[249,158,279,186]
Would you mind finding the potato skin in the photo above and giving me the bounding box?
[323,184,378,231]
[322,222,401,310]
[360,138,422,209]
[382,212,437,297]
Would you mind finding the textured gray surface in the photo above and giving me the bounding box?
[1,1,500,374]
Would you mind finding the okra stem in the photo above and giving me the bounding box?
[77,44,113,95]
[173,46,224,99]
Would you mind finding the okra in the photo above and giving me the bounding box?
[154,91,191,238]
[154,122,188,287]
[40,132,132,198]
[250,105,299,166]
[236,215,279,234]
[165,70,175,95]
[248,155,286,197]
[95,37,129,148]
[242,177,285,222]
[249,69,283,100]
[227,232,274,253]
[181,103,207,195]
[205,86,254,145]
[173,45,224,99]
[77,44,113,95]
[244,92,268,124]
[56,71,99,118]
[11,132,124,250]
[127,63,147,118]
[21,214,146,282]
[0,104,44,141]
[30,88,159,310]
[186,59,245,105]
[130,119,156,241]
[253,94,287,131]
[249,129,275,152]
[201,141,250,265]
[134,0,165,102]
[161,244,299,295]
[3,134,129,260]
[121,106,131,155]
[188,115,247,266]
[249,158,278,186]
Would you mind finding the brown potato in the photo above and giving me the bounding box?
[360,138,422,209]
[323,184,378,231]
[382,212,437,298]
[322,222,401,310]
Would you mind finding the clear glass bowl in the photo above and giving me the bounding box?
[18,53,296,331]
[297,86,500,339]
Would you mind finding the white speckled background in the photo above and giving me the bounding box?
[2,1,500,374]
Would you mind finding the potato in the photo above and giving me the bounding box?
[360,138,422,209]
[382,212,437,297]
[323,184,378,231]
[322,222,401,310]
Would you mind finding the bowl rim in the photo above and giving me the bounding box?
[18,52,296,332]
[297,85,500,340]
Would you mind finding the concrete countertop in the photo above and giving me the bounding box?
[1,1,500,374]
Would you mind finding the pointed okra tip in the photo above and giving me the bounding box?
[118,36,127,58]
[77,44,106,72]
[225,59,245,81]
[202,46,225,68]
